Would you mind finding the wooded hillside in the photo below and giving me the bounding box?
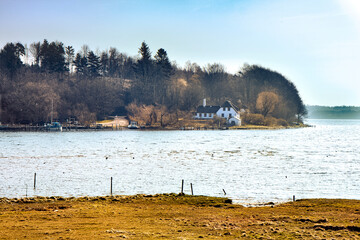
[0,40,307,125]
[307,106,360,119]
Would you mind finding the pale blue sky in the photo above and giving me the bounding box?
[1,0,359,106]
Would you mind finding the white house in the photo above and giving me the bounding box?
[194,99,242,126]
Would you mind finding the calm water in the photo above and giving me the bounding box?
[0,119,359,204]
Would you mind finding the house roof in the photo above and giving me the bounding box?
[196,105,220,113]
[221,100,239,112]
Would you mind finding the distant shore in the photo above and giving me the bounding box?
[0,122,310,132]
[1,194,359,239]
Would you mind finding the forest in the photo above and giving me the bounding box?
[0,40,307,126]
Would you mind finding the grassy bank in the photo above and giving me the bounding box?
[1,194,360,239]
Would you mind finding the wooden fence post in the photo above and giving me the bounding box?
[34,173,36,189]
[181,179,184,194]
[110,177,113,196]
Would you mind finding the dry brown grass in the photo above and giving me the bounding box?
[1,194,360,239]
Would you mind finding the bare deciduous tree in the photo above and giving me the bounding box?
[29,42,41,66]
[256,91,279,118]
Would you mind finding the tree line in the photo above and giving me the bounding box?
[307,106,360,119]
[0,40,307,126]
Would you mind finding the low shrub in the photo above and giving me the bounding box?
[243,113,265,125]
[264,117,277,126]
[277,118,289,127]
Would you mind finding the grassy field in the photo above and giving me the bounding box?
[1,194,360,239]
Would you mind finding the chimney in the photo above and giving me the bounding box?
[203,98,206,107]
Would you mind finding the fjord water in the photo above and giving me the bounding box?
[0,119,359,203]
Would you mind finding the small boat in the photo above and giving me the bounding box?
[0,123,8,130]
[45,122,63,132]
[45,99,62,132]
[128,121,140,129]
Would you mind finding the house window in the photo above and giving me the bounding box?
[221,113,224,117]
[229,113,232,118]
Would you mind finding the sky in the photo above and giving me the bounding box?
[0,0,359,106]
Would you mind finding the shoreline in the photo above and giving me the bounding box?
[0,123,311,132]
[0,194,292,206]
[0,193,356,207]
[0,194,281,206]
